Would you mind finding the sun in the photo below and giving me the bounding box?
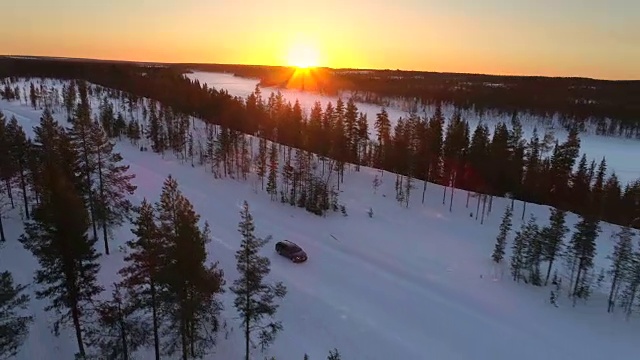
[286,42,320,69]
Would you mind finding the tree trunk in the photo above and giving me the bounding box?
[521,201,527,220]
[71,303,86,357]
[607,273,618,313]
[488,195,493,214]
[448,176,455,212]
[5,179,14,208]
[475,194,481,220]
[442,185,447,205]
[119,308,129,360]
[96,150,110,255]
[0,215,5,242]
[19,166,29,219]
[151,281,160,360]
[480,195,487,224]
[421,180,427,204]
[544,256,555,286]
[466,191,471,208]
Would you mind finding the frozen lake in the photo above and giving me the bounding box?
[186,71,640,185]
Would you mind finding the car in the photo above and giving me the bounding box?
[275,240,308,263]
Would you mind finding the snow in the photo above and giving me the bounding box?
[2,78,640,360]
[187,71,640,185]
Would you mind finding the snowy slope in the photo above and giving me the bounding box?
[2,80,640,360]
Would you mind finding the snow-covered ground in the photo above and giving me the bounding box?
[187,71,640,184]
[2,79,640,360]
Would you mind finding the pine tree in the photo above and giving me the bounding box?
[266,143,278,201]
[568,216,601,304]
[541,208,569,285]
[90,120,136,255]
[5,117,31,220]
[19,166,103,358]
[63,80,77,121]
[327,349,342,360]
[91,283,151,360]
[69,101,101,246]
[155,176,225,359]
[522,216,542,285]
[231,201,287,360]
[0,271,32,358]
[256,137,268,190]
[606,227,634,312]
[510,220,528,282]
[118,199,166,360]
[492,206,513,264]
[620,245,640,318]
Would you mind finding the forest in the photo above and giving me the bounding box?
[179,61,640,131]
[1,57,638,230]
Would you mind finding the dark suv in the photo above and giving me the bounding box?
[275,240,308,263]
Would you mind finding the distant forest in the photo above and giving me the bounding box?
[1,57,639,231]
[182,62,640,136]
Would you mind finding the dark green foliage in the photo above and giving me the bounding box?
[91,283,150,360]
[568,216,601,304]
[118,199,165,360]
[606,227,634,312]
[492,206,512,264]
[90,120,136,255]
[155,176,225,359]
[231,201,286,360]
[327,349,342,360]
[540,208,568,285]
[0,271,32,359]
[19,164,103,357]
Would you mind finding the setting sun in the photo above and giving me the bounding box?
[286,42,320,68]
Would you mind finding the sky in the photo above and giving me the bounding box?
[1,0,639,80]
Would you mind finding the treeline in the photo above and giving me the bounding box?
[1,58,638,230]
[175,62,640,133]
[0,84,340,359]
[491,206,640,317]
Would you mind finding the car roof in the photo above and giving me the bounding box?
[281,240,299,247]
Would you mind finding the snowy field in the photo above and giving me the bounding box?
[1,78,640,360]
[187,71,640,184]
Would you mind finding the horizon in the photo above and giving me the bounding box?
[2,0,639,81]
[4,54,639,83]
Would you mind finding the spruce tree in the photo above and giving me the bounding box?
[90,120,136,255]
[155,176,225,359]
[118,199,166,360]
[256,137,268,190]
[541,208,568,285]
[510,220,528,282]
[606,227,634,312]
[231,201,287,360]
[68,100,100,245]
[568,216,601,304]
[522,216,542,285]
[0,271,32,358]
[5,117,31,220]
[19,166,102,358]
[266,143,278,201]
[327,349,342,360]
[92,283,151,360]
[492,206,513,264]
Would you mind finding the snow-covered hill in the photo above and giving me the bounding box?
[1,78,639,360]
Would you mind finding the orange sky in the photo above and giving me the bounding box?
[2,0,639,79]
